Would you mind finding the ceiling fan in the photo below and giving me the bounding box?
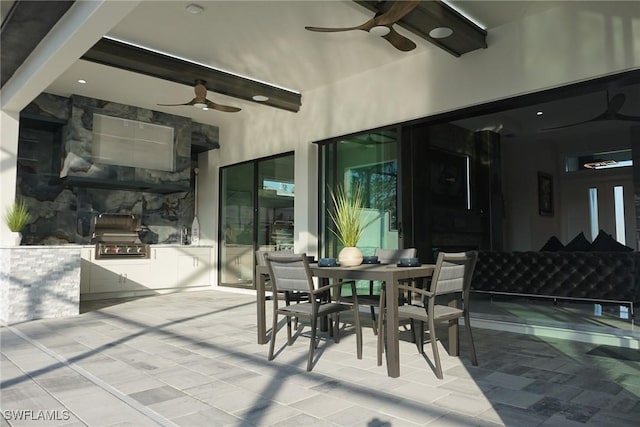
[543,91,640,131]
[305,0,419,52]
[158,79,241,113]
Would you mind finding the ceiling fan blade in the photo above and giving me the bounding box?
[305,23,369,33]
[158,98,197,107]
[374,0,420,26]
[382,27,416,51]
[206,99,241,113]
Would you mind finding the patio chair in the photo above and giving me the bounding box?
[376,251,478,379]
[341,248,418,335]
[266,253,362,371]
[257,249,310,329]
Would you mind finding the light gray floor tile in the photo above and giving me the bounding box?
[2,290,639,427]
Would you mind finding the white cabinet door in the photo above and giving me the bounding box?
[176,248,211,287]
[89,261,150,293]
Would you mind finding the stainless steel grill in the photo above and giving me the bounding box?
[93,213,149,259]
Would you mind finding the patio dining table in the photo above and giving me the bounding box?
[256,262,437,378]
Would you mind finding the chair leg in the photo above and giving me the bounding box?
[268,312,278,361]
[354,306,362,360]
[370,306,378,335]
[332,315,340,343]
[429,316,443,379]
[376,287,386,366]
[307,315,317,371]
[286,315,293,345]
[464,311,478,366]
[413,321,424,354]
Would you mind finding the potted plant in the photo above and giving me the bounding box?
[3,200,32,245]
[328,184,365,266]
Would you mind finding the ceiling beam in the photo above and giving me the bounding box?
[81,38,302,113]
[355,0,487,57]
[0,0,75,88]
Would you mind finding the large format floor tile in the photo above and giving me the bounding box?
[1,289,639,426]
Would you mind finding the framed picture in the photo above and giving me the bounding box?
[537,172,553,216]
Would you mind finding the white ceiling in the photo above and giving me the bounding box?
[38,1,639,141]
[43,1,566,127]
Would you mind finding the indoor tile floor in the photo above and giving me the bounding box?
[1,290,639,426]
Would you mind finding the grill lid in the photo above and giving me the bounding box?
[93,213,142,243]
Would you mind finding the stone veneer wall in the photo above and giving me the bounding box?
[0,246,81,324]
[16,93,219,245]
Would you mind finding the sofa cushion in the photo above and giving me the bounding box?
[590,230,634,252]
[540,236,565,251]
[563,232,591,251]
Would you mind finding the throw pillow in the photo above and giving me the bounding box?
[589,230,634,252]
[563,231,591,251]
[540,236,565,251]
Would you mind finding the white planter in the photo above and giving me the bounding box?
[338,246,363,267]
[9,231,22,246]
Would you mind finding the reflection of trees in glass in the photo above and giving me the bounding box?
[348,160,397,230]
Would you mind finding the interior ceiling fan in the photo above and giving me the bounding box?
[158,79,241,113]
[305,0,419,52]
[543,91,640,131]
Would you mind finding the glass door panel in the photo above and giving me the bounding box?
[258,155,295,252]
[220,162,255,287]
[320,129,399,257]
[219,152,295,289]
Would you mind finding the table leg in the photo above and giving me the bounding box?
[448,297,459,356]
[385,278,400,378]
[257,273,267,344]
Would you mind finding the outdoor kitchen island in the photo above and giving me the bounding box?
[80,245,212,301]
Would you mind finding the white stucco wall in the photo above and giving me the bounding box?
[204,1,640,285]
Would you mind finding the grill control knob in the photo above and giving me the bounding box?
[126,247,132,253]
[115,247,121,253]
[136,247,143,254]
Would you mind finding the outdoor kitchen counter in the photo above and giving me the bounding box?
[0,245,81,324]
[80,245,212,301]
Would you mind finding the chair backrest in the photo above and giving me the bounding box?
[375,248,417,264]
[430,251,478,297]
[265,253,314,293]
[255,249,293,266]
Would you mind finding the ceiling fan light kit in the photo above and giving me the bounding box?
[305,0,420,52]
[158,79,241,113]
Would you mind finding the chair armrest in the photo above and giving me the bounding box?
[397,283,434,298]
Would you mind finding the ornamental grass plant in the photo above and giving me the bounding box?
[4,200,32,232]
[328,184,365,247]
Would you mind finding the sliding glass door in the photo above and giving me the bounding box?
[219,152,294,288]
[319,129,399,258]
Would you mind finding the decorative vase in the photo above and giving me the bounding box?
[338,246,363,267]
[9,231,22,246]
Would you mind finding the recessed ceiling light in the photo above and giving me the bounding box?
[78,79,87,84]
[536,111,543,116]
[252,95,269,102]
[186,4,204,15]
[429,27,453,39]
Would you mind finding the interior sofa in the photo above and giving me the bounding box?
[470,251,640,317]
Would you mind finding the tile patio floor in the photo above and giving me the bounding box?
[1,289,639,426]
